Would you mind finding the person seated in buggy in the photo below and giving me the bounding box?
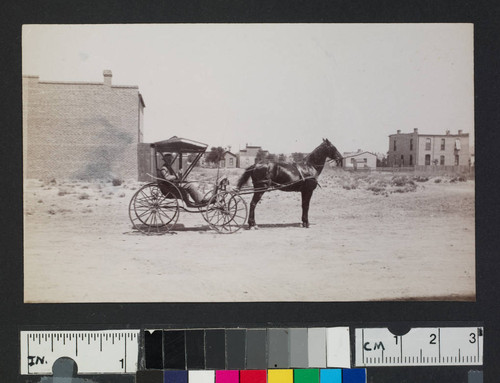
[160,154,210,205]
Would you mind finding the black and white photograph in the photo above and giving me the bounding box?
[22,23,475,303]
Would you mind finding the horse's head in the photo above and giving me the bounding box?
[322,138,343,166]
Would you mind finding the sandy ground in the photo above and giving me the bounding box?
[23,167,475,303]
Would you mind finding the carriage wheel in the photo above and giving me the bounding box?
[197,188,217,213]
[204,191,248,234]
[128,183,180,235]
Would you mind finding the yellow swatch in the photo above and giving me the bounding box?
[268,369,294,383]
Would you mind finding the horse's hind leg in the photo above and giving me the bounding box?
[248,191,264,229]
[301,189,314,228]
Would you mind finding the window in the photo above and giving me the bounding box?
[393,140,397,151]
[410,138,413,151]
[455,155,459,165]
[425,154,431,165]
[401,155,404,166]
[440,155,445,165]
[441,138,445,150]
[409,155,413,166]
[425,138,431,150]
[229,158,234,166]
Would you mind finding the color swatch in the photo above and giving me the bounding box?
[144,328,351,371]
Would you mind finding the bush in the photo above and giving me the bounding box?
[434,178,442,183]
[112,178,123,186]
[367,185,386,193]
[79,193,90,200]
[391,176,414,187]
[413,176,429,182]
[58,190,69,196]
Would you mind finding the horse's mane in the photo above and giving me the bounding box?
[304,140,329,165]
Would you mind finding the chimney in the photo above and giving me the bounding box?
[397,130,401,134]
[357,149,362,153]
[458,129,463,135]
[103,70,112,86]
[446,130,450,135]
[414,128,418,134]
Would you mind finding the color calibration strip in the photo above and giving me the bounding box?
[144,328,351,370]
[137,368,366,383]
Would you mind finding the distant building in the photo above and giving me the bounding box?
[342,150,377,170]
[238,144,268,168]
[387,129,471,169]
[220,151,238,168]
[23,70,145,180]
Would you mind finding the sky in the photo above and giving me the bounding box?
[22,23,474,155]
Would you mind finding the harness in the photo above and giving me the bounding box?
[294,163,306,181]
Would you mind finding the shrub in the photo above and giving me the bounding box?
[434,178,442,183]
[79,193,90,200]
[367,185,386,194]
[413,176,429,182]
[112,178,123,186]
[58,190,69,196]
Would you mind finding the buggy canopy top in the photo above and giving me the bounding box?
[151,136,208,154]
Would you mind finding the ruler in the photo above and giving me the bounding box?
[355,327,483,367]
[20,330,140,375]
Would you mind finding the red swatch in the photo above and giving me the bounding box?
[240,370,267,383]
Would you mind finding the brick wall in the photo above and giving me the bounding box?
[388,130,470,167]
[387,132,418,167]
[417,134,470,166]
[23,72,145,180]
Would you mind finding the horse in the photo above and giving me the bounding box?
[236,138,343,229]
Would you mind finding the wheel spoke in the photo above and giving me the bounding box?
[129,184,180,235]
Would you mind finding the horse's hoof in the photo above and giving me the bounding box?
[302,222,309,228]
[247,225,259,230]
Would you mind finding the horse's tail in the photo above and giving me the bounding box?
[237,165,255,189]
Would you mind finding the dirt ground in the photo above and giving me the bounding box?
[23,167,475,303]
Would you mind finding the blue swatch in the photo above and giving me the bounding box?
[342,369,366,383]
[164,370,188,383]
[320,369,342,383]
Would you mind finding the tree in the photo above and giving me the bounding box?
[187,153,199,166]
[255,149,268,163]
[278,153,286,162]
[292,152,305,163]
[266,153,277,162]
[206,147,225,165]
[376,155,388,168]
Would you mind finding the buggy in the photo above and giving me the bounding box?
[128,136,248,235]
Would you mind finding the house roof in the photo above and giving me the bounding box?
[389,133,469,137]
[343,151,377,158]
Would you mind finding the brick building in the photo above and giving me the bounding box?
[23,70,145,180]
[238,144,268,168]
[387,129,471,170]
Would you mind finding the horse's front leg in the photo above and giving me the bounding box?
[248,191,264,229]
[301,189,314,228]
